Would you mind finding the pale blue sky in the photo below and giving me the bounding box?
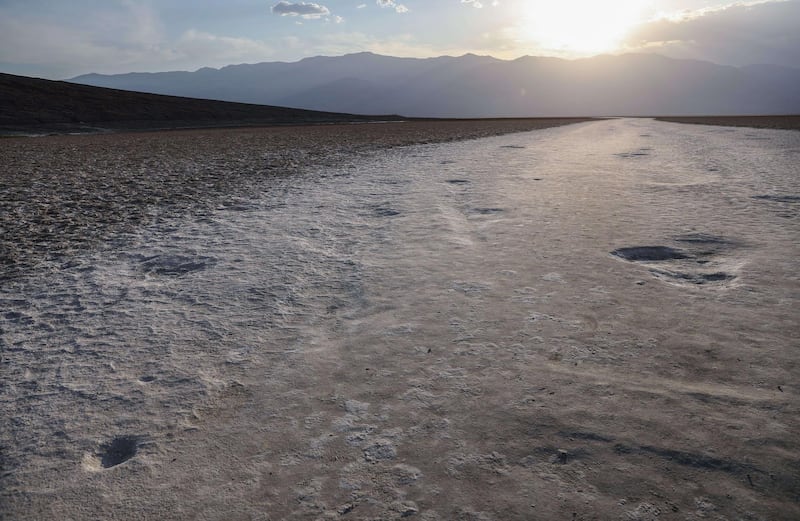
[1,0,797,78]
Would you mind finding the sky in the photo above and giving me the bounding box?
[0,0,798,79]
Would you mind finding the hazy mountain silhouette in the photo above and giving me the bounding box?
[70,52,800,117]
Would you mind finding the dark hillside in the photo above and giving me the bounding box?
[0,73,402,134]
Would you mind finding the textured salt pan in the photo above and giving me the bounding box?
[2,119,799,520]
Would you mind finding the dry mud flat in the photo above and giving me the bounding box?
[1,119,799,520]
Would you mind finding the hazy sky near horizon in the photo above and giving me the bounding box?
[0,0,798,78]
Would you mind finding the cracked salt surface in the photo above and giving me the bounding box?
[1,151,382,496]
[2,119,799,519]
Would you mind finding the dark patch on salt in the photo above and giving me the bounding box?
[558,431,614,443]
[615,148,651,158]
[639,445,752,473]
[4,311,33,325]
[752,195,800,203]
[701,272,735,282]
[472,208,504,215]
[140,254,214,276]
[613,444,759,477]
[99,436,139,468]
[650,269,735,285]
[446,179,470,184]
[372,206,400,217]
[220,204,255,212]
[611,246,689,262]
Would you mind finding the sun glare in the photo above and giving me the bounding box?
[522,0,648,55]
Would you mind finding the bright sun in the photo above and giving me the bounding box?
[523,0,648,55]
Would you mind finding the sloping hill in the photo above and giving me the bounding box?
[0,72,402,134]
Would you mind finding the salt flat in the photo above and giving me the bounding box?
[1,118,798,520]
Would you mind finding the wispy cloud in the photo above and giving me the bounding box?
[624,0,800,68]
[0,3,168,77]
[272,1,331,19]
[176,30,273,63]
[0,4,274,78]
[376,0,409,14]
[461,0,499,7]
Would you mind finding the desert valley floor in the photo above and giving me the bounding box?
[1,118,798,520]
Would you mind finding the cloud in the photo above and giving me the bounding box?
[0,4,168,77]
[272,1,331,19]
[462,0,499,7]
[624,0,800,68]
[376,0,409,14]
[176,30,273,63]
[0,4,273,78]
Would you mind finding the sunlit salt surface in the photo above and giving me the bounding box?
[2,119,799,519]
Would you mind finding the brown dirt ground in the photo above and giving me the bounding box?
[655,116,800,131]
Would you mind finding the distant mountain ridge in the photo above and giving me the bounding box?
[70,52,800,117]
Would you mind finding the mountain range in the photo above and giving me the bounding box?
[70,52,800,118]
